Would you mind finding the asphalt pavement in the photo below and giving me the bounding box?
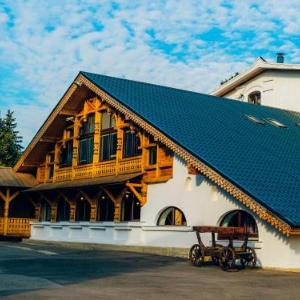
[0,240,299,299]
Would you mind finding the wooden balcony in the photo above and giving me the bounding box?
[54,156,142,183]
[0,218,32,238]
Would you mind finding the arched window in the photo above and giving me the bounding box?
[123,130,142,158]
[78,113,95,165]
[248,91,261,105]
[220,210,258,238]
[121,192,140,221]
[56,198,70,222]
[40,198,51,222]
[76,198,91,221]
[97,194,115,221]
[157,207,187,226]
[100,111,117,161]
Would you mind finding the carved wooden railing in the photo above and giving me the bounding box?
[54,156,142,182]
[0,218,32,237]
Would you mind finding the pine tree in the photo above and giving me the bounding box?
[0,110,23,167]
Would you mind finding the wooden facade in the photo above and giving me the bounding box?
[21,96,173,226]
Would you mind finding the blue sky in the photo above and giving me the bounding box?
[1,0,300,146]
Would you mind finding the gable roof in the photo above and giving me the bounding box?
[212,57,300,96]
[15,71,300,234]
[0,167,37,188]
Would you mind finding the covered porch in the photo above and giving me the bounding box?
[0,167,37,238]
[25,173,146,225]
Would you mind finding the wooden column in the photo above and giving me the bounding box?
[72,117,80,171]
[0,189,19,235]
[93,110,101,164]
[50,200,58,222]
[115,115,124,175]
[114,202,121,222]
[69,201,76,222]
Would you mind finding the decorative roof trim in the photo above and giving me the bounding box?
[78,73,295,236]
[14,83,79,172]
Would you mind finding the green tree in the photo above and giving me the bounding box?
[0,110,23,167]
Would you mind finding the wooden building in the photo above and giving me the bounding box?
[3,71,300,269]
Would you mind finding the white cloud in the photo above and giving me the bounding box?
[0,0,300,146]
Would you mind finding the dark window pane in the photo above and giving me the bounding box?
[149,147,157,165]
[56,199,70,222]
[60,140,73,167]
[48,165,54,179]
[78,137,94,165]
[76,199,91,221]
[97,197,115,221]
[123,130,141,158]
[80,114,95,136]
[121,193,140,221]
[100,132,117,161]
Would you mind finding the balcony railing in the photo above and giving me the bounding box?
[54,156,142,182]
[0,218,32,238]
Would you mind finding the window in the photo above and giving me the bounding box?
[100,112,117,161]
[148,147,157,165]
[123,130,141,158]
[60,140,73,167]
[121,192,140,221]
[40,199,51,222]
[220,210,258,238]
[245,115,265,125]
[47,152,54,179]
[248,91,261,105]
[78,114,95,165]
[76,198,91,221]
[97,195,115,221]
[157,207,187,226]
[56,198,70,222]
[266,118,287,128]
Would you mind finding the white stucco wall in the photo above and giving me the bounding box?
[223,70,300,112]
[31,155,300,269]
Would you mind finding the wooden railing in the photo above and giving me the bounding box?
[0,218,32,238]
[54,156,142,182]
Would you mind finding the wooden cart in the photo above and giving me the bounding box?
[189,226,257,271]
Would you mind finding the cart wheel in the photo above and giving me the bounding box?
[241,247,257,268]
[212,244,223,265]
[189,244,204,267]
[219,247,236,271]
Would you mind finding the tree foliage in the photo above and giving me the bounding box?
[0,110,23,167]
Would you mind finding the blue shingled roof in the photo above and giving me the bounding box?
[81,71,300,227]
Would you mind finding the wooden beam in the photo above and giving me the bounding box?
[59,109,77,116]
[40,137,58,143]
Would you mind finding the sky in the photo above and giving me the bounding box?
[1,0,300,147]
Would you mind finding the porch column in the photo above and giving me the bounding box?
[51,201,58,222]
[0,189,19,236]
[90,199,97,222]
[69,201,76,222]
[114,202,121,222]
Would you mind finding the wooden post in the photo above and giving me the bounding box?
[93,110,101,165]
[115,115,124,175]
[0,189,19,236]
[51,201,57,222]
[72,117,80,179]
[69,201,76,222]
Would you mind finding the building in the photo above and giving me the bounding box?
[212,54,300,112]
[2,71,300,269]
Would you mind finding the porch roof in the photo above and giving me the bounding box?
[24,173,142,192]
[0,167,37,188]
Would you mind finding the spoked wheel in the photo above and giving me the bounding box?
[219,247,236,271]
[189,244,204,267]
[212,244,224,266]
[240,247,257,269]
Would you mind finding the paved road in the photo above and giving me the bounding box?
[0,241,299,299]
